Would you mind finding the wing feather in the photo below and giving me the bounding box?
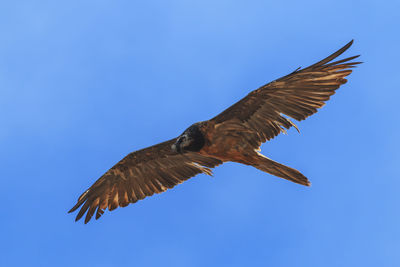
[69,138,222,223]
[212,40,361,146]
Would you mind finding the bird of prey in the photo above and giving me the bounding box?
[69,40,361,223]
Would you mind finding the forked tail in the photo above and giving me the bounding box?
[252,153,310,186]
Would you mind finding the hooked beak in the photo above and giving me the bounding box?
[171,137,184,153]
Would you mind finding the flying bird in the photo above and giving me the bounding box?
[69,40,361,223]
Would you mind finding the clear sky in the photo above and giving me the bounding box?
[1,1,399,266]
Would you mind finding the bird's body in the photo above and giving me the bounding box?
[69,40,361,223]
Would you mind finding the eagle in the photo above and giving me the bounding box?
[69,40,361,223]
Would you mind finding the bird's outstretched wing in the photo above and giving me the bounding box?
[211,40,361,148]
[69,138,222,223]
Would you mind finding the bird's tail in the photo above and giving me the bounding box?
[252,153,310,186]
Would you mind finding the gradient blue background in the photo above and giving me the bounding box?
[1,1,399,266]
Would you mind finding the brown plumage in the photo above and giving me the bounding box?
[69,40,361,223]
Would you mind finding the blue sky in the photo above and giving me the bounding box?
[1,1,399,266]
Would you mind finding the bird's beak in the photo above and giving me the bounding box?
[172,139,183,153]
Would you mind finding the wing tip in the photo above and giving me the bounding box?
[68,203,81,214]
[307,39,357,69]
[343,39,354,50]
[348,39,354,46]
[295,176,311,187]
[84,216,91,224]
[70,205,104,224]
[337,39,357,60]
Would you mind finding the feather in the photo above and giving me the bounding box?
[212,40,360,149]
[69,138,222,223]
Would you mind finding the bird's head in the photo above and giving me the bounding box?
[171,123,205,153]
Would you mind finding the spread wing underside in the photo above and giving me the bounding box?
[69,139,222,223]
[211,40,361,148]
